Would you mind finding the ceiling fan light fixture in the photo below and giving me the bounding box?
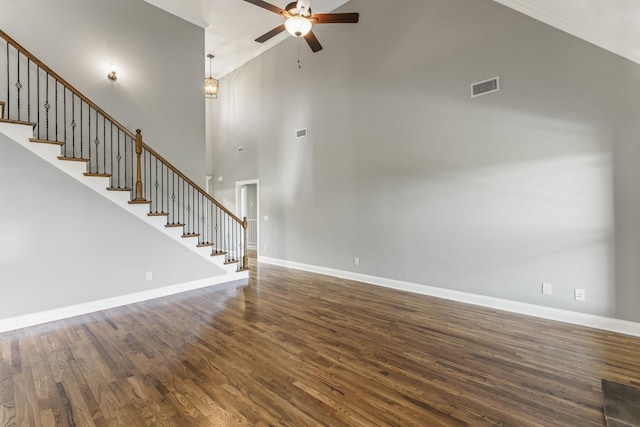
[285,15,312,37]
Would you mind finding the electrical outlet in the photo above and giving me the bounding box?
[353,258,360,266]
[542,283,553,295]
[146,271,153,281]
[574,289,586,301]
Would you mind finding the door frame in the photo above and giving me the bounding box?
[235,179,260,257]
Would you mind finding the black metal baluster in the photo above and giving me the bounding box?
[95,109,100,172]
[6,43,9,117]
[80,101,83,159]
[27,58,30,122]
[129,136,134,190]
[16,51,21,121]
[63,87,67,155]
[188,186,192,234]
[88,107,92,171]
[36,66,40,138]
[71,94,76,157]
[171,172,175,224]
[110,122,114,179]
[102,116,106,174]
[161,164,164,213]
[123,133,127,189]
[143,150,151,202]
[198,193,201,242]
[55,81,58,141]
[117,129,121,188]
[154,158,158,211]
[45,73,50,140]
[226,216,230,262]
[177,177,181,225]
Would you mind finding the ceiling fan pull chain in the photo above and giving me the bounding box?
[297,39,302,69]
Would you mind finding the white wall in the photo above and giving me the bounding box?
[0,0,206,184]
[209,0,640,321]
[0,133,225,319]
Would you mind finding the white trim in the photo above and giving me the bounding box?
[259,256,640,338]
[235,179,260,258]
[0,273,248,333]
[491,0,640,65]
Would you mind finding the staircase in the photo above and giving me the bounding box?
[0,30,248,280]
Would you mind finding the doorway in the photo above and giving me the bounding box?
[236,179,259,256]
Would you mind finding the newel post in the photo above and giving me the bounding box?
[242,217,249,270]
[134,129,146,202]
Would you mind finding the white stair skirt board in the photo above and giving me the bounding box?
[0,276,249,333]
[0,121,245,276]
[259,257,640,338]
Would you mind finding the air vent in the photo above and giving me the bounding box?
[237,146,245,154]
[471,77,500,98]
[296,128,308,139]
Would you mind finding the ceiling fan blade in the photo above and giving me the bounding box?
[311,13,359,24]
[304,30,323,52]
[244,0,287,16]
[255,24,287,43]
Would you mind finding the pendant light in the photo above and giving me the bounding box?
[205,54,219,99]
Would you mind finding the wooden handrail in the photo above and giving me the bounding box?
[0,29,135,139]
[141,141,244,224]
[1,28,244,227]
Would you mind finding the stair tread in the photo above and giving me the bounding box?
[58,156,89,162]
[181,234,200,238]
[84,173,112,177]
[128,200,151,205]
[0,118,37,128]
[197,243,214,248]
[148,212,169,217]
[165,223,185,228]
[211,252,228,257]
[224,259,240,265]
[30,138,64,146]
[107,187,132,191]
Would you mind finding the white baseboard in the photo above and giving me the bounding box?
[0,272,248,333]
[259,257,640,338]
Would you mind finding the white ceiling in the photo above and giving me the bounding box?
[144,0,349,78]
[143,0,640,78]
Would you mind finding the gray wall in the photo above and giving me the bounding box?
[0,0,206,183]
[0,133,225,319]
[210,0,640,321]
[246,184,258,220]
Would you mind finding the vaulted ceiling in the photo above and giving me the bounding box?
[143,0,640,78]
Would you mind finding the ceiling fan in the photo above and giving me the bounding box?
[244,0,359,52]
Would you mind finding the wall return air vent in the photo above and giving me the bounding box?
[296,128,308,139]
[471,76,500,98]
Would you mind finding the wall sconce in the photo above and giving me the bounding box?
[107,64,117,81]
[205,54,218,98]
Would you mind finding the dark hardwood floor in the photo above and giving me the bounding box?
[1,254,640,426]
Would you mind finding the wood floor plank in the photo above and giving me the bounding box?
[1,252,640,425]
